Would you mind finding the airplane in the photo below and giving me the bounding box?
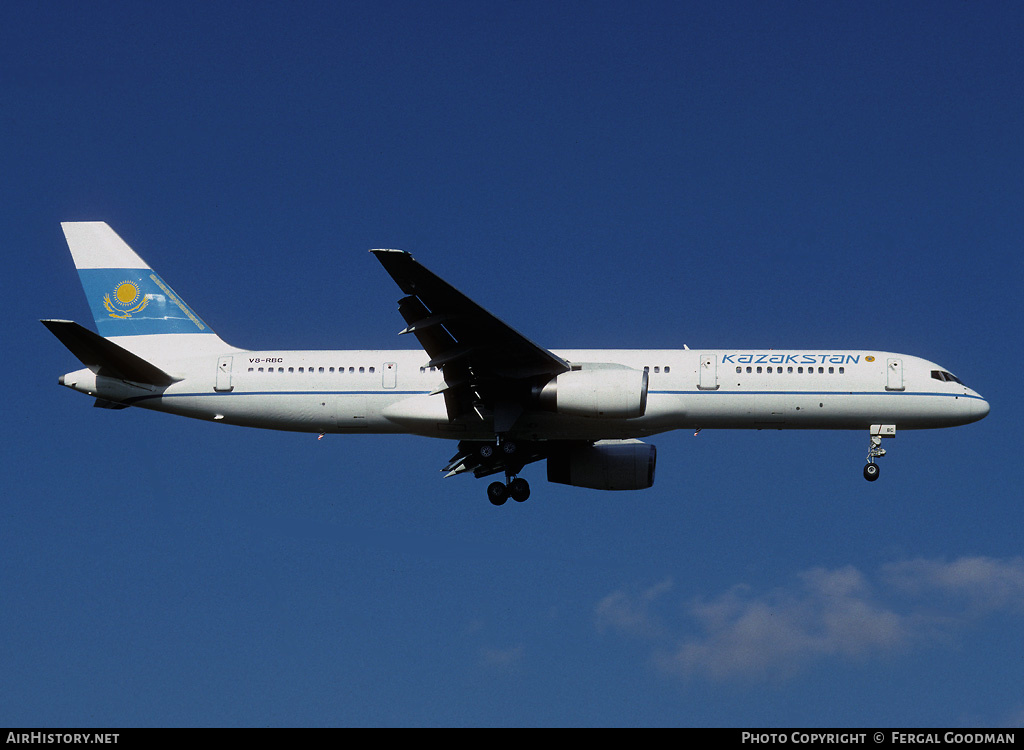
[43,222,990,505]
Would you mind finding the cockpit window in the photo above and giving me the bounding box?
[931,370,963,385]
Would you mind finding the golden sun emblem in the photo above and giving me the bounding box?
[865,355,875,362]
[103,281,149,318]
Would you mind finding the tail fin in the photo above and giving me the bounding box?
[61,222,234,359]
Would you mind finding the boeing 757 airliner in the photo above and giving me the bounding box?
[44,222,989,505]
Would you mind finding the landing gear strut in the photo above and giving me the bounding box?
[864,424,895,482]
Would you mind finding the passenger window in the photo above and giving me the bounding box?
[664,366,671,374]
[736,366,742,374]
[828,367,834,374]
[746,367,752,374]
[787,367,793,373]
[839,367,844,374]
[767,367,772,373]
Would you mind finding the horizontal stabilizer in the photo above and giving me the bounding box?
[41,319,179,386]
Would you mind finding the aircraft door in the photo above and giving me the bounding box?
[383,361,397,389]
[215,356,233,392]
[698,355,719,390]
[886,358,904,391]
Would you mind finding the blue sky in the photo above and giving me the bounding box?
[2,0,1022,727]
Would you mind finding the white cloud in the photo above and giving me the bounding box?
[478,645,524,673]
[660,567,906,681]
[595,577,673,639]
[596,556,1024,682]
[881,556,1024,611]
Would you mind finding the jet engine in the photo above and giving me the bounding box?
[537,367,648,419]
[547,440,657,490]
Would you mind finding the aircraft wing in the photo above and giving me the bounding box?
[371,249,570,423]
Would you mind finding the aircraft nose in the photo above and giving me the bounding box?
[966,393,990,422]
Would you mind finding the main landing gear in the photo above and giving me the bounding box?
[863,424,896,482]
[487,476,531,506]
[483,438,530,505]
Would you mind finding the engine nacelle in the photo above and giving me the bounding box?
[537,367,648,419]
[547,440,657,491]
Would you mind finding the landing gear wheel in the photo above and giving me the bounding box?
[509,477,530,503]
[864,428,892,482]
[487,481,509,505]
[501,440,517,455]
[479,444,494,459]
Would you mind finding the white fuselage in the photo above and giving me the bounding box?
[60,346,990,441]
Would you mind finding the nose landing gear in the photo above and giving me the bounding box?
[864,424,895,482]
